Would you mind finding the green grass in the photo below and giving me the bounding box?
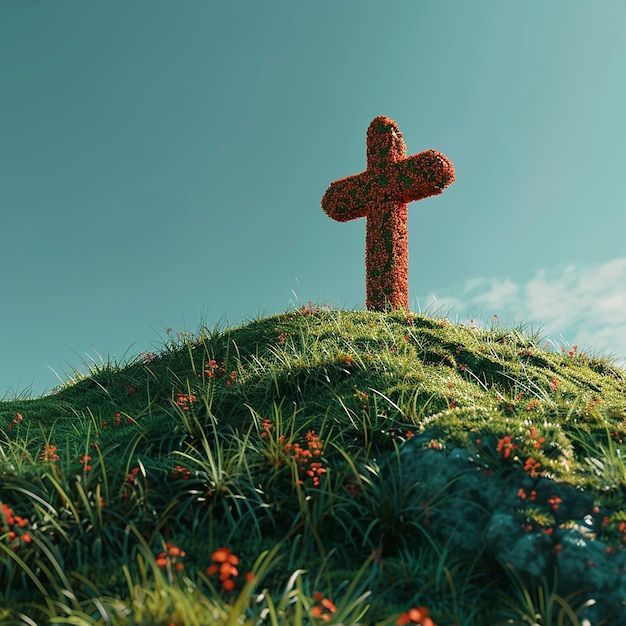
[2,304,626,624]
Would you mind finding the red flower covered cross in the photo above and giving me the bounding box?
[321,116,455,311]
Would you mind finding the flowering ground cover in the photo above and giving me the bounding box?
[322,117,455,312]
[1,305,626,624]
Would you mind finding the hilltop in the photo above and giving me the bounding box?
[2,305,626,624]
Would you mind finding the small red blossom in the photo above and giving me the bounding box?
[311,592,337,622]
[281,430,326,487]
[517,488,537,502]
[496,435,518,460]
[39,445,60,463]
[523,457,542,477]
[204,359,221,379]
[123,467,141,502]
[78,454,92,472]
[142,351,157,364]
[204,360,236,385]
[205,547,246,592]
[8,412,23,430]
[548,495,563,512]
[171,465,191,480]
[156,542,186,572]
[260,418,273,439]
[1,503,33,552]
[527,426,546,449]
[175,393,196,410]
[396,606,437,626]
[586,397,602,412]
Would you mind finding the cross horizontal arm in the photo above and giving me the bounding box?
[393,150,455,203]
[321,149,454,223]
[321,171,373,222]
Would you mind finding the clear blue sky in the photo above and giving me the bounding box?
[2,1,626,397]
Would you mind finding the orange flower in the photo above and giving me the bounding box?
[79,454,92,472]
[211,547,239,565]
[1,503,33,552]
[156,542,186,572]
[396,606,436,625]
[548,495,563,512]
[39,445,60,462]
[15,516,29,528]
[175,393,196,410]
[523,457,542,477]
[527,426,546,448]
[284,431,327,487]
[206,547,242,592]
[496,435,517,460]
[311,592,336,622]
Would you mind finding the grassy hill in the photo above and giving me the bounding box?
[2,305,626,625]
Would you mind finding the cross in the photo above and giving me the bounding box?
[321,116,455,311]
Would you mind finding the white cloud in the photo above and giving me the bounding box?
[471,278,519,311]
[424,258,626,363]
[416,294,464,318]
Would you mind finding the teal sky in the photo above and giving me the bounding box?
[2,1,626,396]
